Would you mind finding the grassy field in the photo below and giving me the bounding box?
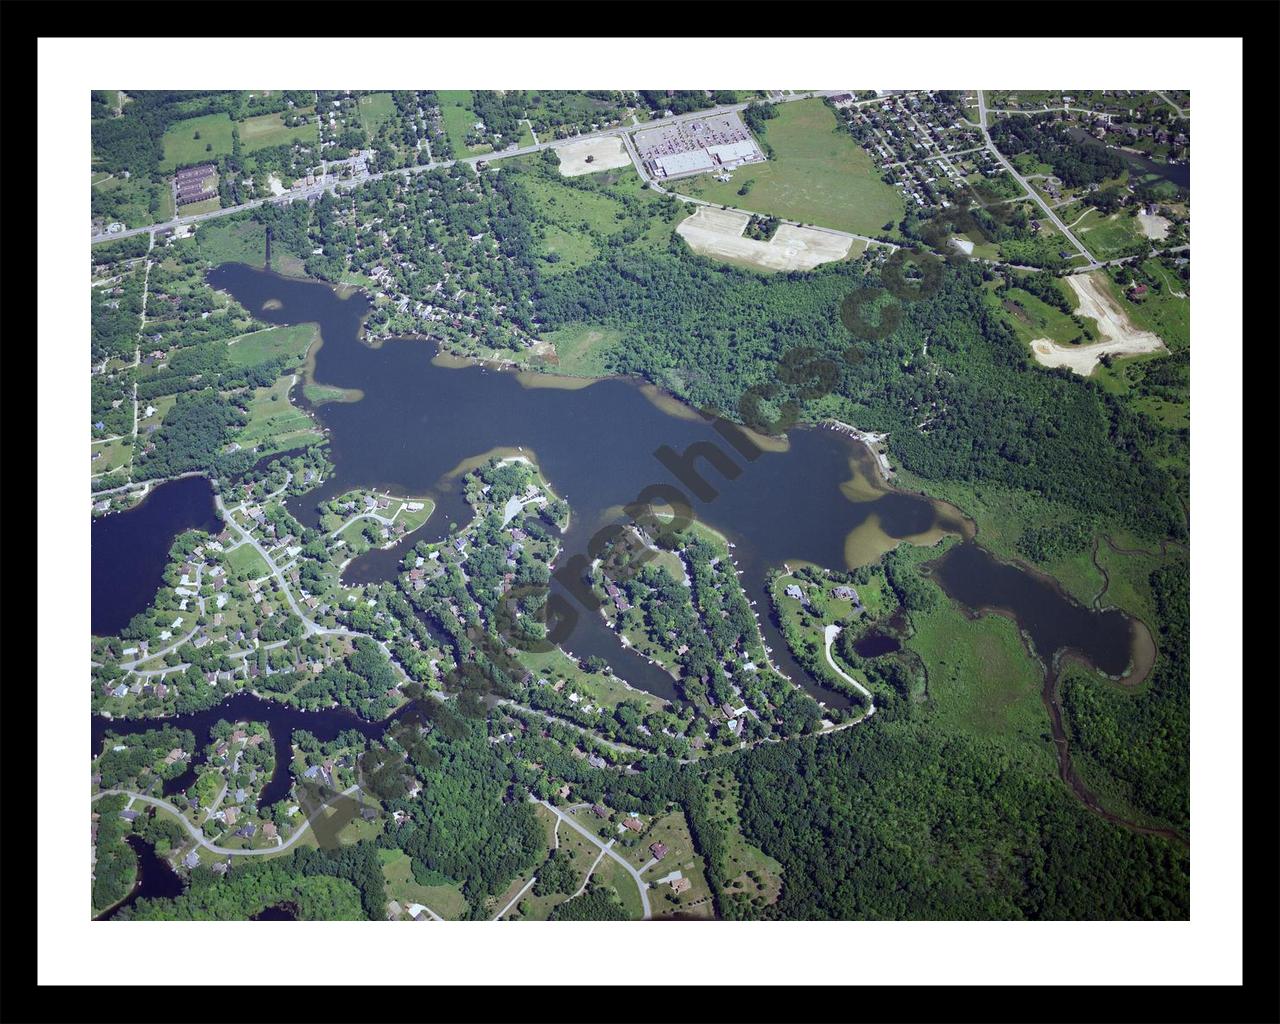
[234,376,322,453]
[854,568,896,621]
[161,113,234,171]
[1073,207,1150,260]
[1103,262,1189,351]
[438,90,490,156]
[518,166,674,275]
[224,542,271,578]
[303,382,363,405]
[985,278,1096,348]
[590,856,645,920]
[91,436,135,476]
[357,92,397,132]
[179,197,222,216]
[677,99,904,237]
[537,323,624,377]
[226,324,318,368]
[239,110,317,152]
[378,848,468,920]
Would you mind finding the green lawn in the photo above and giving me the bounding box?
[225,543,270,578]
[677,99,904,237]
[1102,263,1189,351]
[226,324,318,368]
[358,92,396,132]
[91,436,135,476]
[590,856,645,920]
[179,197,222,216]
[161,113,234,171]
[239,110,317,152]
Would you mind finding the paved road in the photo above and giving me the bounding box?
[493,874,539,921]
[93,92,851,246]
[93,783,361,857]
[568,846,611,900]
[533,798,651,919]
[215,489,328,637]
[976,90,1098,268]
[1156,91,1189,118]
[111,563,205,669]
[823,625,874,705]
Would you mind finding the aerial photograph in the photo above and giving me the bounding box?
[85,85,1191,924]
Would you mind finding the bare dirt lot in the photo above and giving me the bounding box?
[1137,211,1172,240]
[676,207,855,272]
[555,137,632,177]
[1029,271,1166,375]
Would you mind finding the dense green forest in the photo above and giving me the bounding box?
[95,726,195,789]
[1061,557,1190,831]
[92,794,137,914]
[122,843,382,920]
[547,884,629,920]
[132,391,247,480]
[534,252,1183,540]
[989,114,1125,187]
[727,723,1187,919]
[374,714,544,917]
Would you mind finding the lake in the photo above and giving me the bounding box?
[93,692,402,806]
[203,262,975,706]
[94,833,185,921]
[91,475,220,637]
[91,263,1151,715]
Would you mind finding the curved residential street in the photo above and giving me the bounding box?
[533,798,652,919]
[93,783,361,857]
[823,624,876,719]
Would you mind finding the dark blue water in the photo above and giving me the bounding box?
[93,692,401,806]
[92,476,220,636]
[94,834,185,921]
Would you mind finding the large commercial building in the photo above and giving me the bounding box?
[634,112,766,180]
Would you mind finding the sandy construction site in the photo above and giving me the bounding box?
[676,207,854,272]
[1029,271,1167,375]
[555,136,632,176]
